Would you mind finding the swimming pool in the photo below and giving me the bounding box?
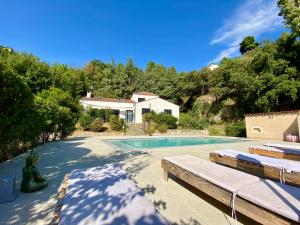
[107,137,243,150]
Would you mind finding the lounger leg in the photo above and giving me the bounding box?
[163,170,169,181]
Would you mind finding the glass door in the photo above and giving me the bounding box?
[125,110,133,123]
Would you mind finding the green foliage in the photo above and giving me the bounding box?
[142,111,177,135]
[239,36,259,54]
[35,88,79,140]
[179,113,209,130]
[208,125,226,136]
[224,121,246,137]
[0,51,81,159]
[278,0,300,37]
[87,108,112,122]
[78,113,94,131]
[0,61,36,155]
[157,124,168,133]
[208,126,222,136]
[89,118,104,132]
[155,112,177,129]
[142,112,158,136]
[109,115,125,131]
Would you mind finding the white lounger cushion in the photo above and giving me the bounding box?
[164,155,300,223]
[216,149,300,172]
[165,155,261,193]
[262,143,300,155]
[60,164,168,225]
[238,180,300,223]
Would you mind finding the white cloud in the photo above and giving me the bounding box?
[209,0,283,64]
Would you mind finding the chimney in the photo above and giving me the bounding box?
[87,91,92,98]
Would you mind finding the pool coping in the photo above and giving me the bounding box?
[103,136,249,151]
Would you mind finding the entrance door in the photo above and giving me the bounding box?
[125,110,133,123]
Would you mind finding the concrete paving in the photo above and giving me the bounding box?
[0,135,298,225]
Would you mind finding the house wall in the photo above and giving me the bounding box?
[79,100,134,120]
[131,94,157,103]
[245,111,300,140]
[135,98,180,123]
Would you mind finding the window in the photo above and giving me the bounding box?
[138,98,145,102]
[112,110,120,116]
[251,127,262,133]
[164,109,172,114]
[142,108,150,114]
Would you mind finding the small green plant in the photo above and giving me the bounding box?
[109,115,124,131]
[179,113,208,130]
[142,112,158,135]
[156,112,177,129]
[89,118,104,132]
[78,114,94,131]
[225,121,246,137]
[157,124,168,133]
[208,126,221,136]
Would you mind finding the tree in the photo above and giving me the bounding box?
[239,36,259,54]
[36,87,80,139]
[278,0,300,37]
[0,61,38,156]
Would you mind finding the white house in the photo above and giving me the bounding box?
[79,91,179,123]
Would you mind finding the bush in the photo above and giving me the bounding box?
[157,124,168,133]
[208,126,221,136]
[87,108,112,122]
[78,114,94,131]
[109,115,125,131]
[179,113,208,130]
[156,112,177,129]
[142,112,157,135]
[90,118,104,132]
[225,121,246,137]
[208,125,226,136]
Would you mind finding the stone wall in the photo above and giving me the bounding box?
[245,111,299,141]
[71,129,208,137]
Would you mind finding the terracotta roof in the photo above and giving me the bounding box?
[80,97,135,103]
[133,91,158,96]
[245,110,300,117]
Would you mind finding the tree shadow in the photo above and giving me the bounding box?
[0,137,152,225]
[58,164,168,225]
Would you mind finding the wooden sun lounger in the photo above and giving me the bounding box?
[51,164,169,225]
[162,155,300,225]
[248,144,300,161]
[210,149,300,187]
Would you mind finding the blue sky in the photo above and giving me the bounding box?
[1,0,285,71]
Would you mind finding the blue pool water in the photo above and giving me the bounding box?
[107,137,242,150]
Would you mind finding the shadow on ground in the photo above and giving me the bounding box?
[0,137,152,225]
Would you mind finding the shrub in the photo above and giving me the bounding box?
[156,112,177,129]
[208,125,226,136]
[225,121,246,137]
[142,112,157,135]
[78,114,94,131]
[208,126,221,136]
[179,113,208,130]
[157,124,168,133]
[87,108,112,122]
[109,115,125,131]
[90,118,104,132]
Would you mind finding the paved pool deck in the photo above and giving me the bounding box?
[0,135,299,225]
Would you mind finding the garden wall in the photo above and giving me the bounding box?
[245,111,299,141]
